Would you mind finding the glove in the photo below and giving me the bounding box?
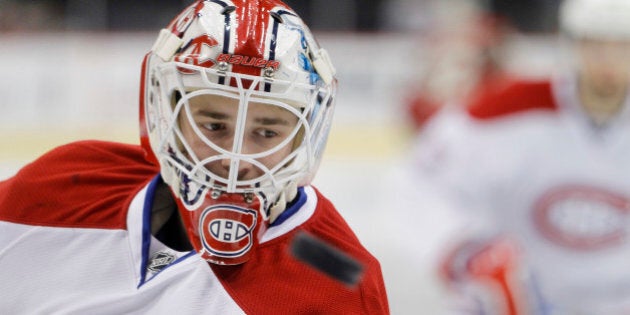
[439,236,530,315]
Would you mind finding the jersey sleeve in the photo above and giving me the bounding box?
[0,140,159,229]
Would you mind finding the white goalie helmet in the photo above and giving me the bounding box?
[560,0,630,40]
[139,0,336,264]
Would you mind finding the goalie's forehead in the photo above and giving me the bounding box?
[176,88,308,111]
[180,92,306,116]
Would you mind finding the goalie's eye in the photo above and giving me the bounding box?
[254,129,279,139]
[202,123,226,132]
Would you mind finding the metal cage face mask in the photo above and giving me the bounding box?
[148,63,334,203]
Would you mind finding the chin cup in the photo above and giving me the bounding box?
[176,189,269,265]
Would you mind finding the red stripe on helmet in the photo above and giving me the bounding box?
[230,0,286,88]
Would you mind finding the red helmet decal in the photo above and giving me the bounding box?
[199,205,258,258]
[174,34,220,74]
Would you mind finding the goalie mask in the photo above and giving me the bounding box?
[139,0,337,265]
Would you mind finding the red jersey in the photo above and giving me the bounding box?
[0,140,389,314]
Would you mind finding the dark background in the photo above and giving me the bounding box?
[0,0,561,33]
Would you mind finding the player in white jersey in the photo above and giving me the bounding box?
[411,0,630,314]
[0,1,389,313]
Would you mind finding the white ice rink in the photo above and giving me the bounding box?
[0,32,556,314]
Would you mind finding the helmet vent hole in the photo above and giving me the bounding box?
[221,6,236,15]
[270,12,284,24]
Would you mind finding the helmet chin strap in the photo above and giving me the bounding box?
[269,180,298,223]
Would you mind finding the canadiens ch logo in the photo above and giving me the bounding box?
[199,205,258,258]
[174,34,220,73]
[533,185,630,250]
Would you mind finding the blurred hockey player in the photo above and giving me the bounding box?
[0,0,389,313]
[404,0,513,131]
[412,0,630,313]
